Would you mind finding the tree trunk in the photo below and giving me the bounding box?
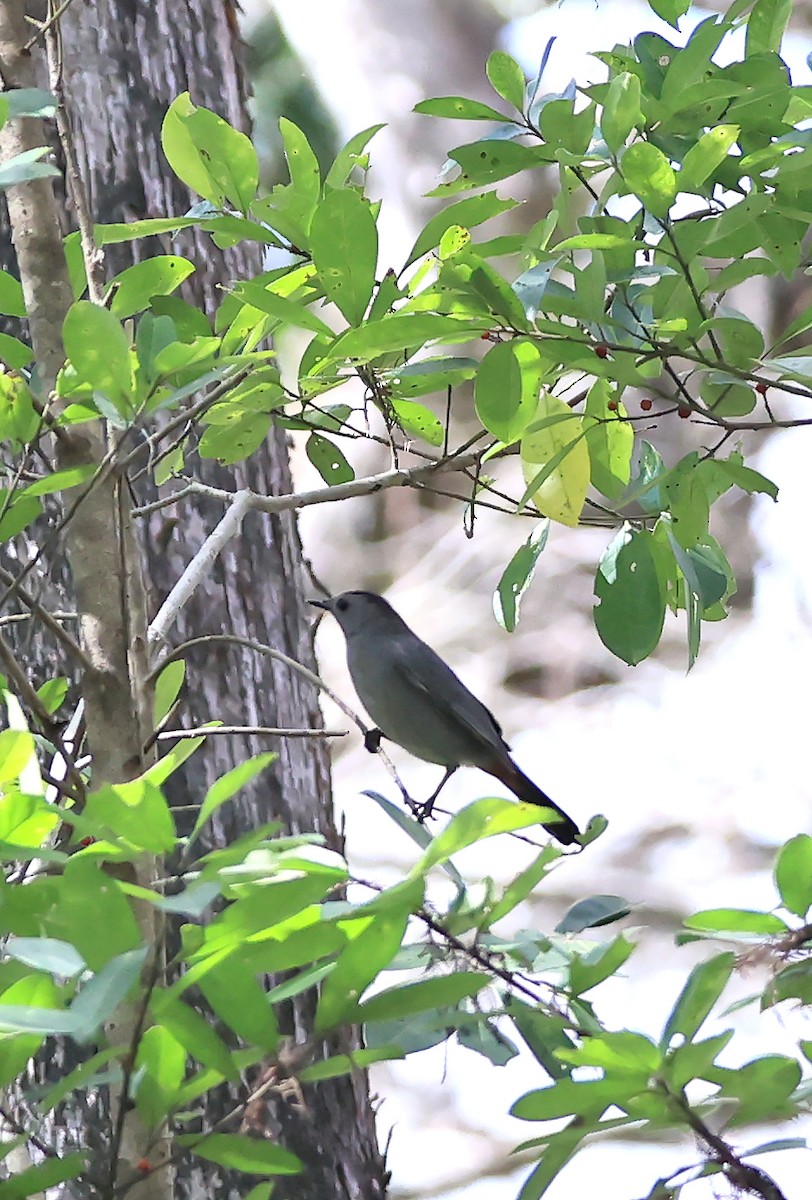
[1,1,385,1196]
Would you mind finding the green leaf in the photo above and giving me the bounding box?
[486,51,527,112]
[305,432,354,485]
[568,935,635,995]
[684,909,789,935]
[414,96,510,122]
[648,0,691,27]
[476,338,543,444]
[134,1024,186,1127]
[621,142,677,217]
[560,1030,661,1075]
[390,399,444,446]
[594,527,665,665]
[746,0,793,55]
[151,994,236,1079]
[36,677,68,715]
[766,961,812,1007]
[0,332,33,369]
[363,790,464,889]
[51,861,140,969]
[359,972,489,1022]
[441,141,549,192]
[162,94,258,211]
[298,1045,405,1081]
[512,1076,642,1121]
[384,356,477,399]
[660,952,735,1050]
[774,834,812,918]
[232,280,333,337]
[322,314,482,366]
[711,1055,801,1126]
[0,146,60,189]
[154,660,185,726]
[310,189,378,325]
[5,88,56,119]
[178,1133,302,1176]
[584,380,633,500]
[324,124,385,189]
[681,125,740,190]
[406,191,520,267]
[494,523,549,633]
[458,1016,518,1065]
[315,891,419,1032]
[414,798,551,876]
[83,778,176,853]
[0,1152,86,1200]
[602,73,642,154]
[0,730,37,785]
[0,269,25,317]
[556,895,632,934]
[110,257,195,319]
[703,458,778,502]
[5,937,85,979]
[665,1031,735,1091]
[520,395,589,528]
[62,301,133,408]
[70,947,148,1041]
[192,754,277,839]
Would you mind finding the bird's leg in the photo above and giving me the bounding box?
[363,727,383,753]
[416,766,458,824]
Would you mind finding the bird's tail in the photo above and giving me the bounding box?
[497,759,580,846]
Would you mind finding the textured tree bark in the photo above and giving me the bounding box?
[0,1,386,1196]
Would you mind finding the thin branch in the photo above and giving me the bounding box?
[667,1088,788,1200]
[157,725,348,740]
[0,610,77,627]
[130,487,199,518]
[146,633,412,802]
[22,0,80,50]
[148,490,253,647]
[146,452,481,646]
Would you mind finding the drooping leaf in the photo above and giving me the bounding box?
[310,189,378,325]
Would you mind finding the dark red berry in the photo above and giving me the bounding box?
[607,400,618,411]
[137,1160,151,1174]
[755,382,767,396]
[640,398,653,412]
[79,836,95,847]
[678,405,691,419]
[595,343,609,359]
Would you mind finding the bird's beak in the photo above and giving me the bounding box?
[308,597,331,611]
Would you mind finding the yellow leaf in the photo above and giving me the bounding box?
[520,393,590,527]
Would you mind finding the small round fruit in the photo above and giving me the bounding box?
[595,343,609,359]
[607,399,618,411]
[678,405,691,419]
[640,398,653,412]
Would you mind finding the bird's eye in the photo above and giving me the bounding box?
[336,598,348,612]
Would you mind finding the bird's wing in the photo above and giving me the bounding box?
[391,635,507,754]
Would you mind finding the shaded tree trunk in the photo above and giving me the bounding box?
[1,1,386,1196]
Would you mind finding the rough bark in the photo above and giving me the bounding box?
[1,1,385,1196]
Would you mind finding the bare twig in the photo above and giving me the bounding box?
[147,633,412,802]
[147,490,253,646]
[157,725,348,740]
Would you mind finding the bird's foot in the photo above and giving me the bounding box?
[363,727,383,753]
[413,797,436,825]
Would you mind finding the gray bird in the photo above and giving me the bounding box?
[310,591,580,846]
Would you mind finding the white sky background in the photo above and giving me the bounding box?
[247,2,812,1196]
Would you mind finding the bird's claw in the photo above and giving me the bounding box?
[363,727,383,754]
